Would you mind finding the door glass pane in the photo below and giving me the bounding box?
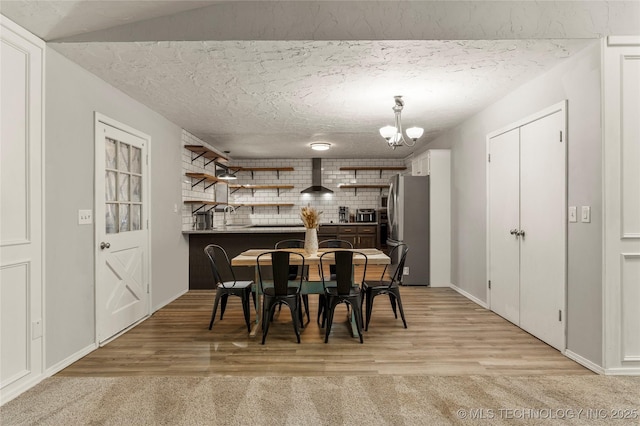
[106,203,118,234]
[131,176,141,202]
[106,171,117,201]
[119,174,130,201]
[119,204,129,232]
[105,138,117,169]
[131,204,141,231]
[118,142,130,172]
[131,146,142,174]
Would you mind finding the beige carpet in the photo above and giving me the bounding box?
[2,375,639,425]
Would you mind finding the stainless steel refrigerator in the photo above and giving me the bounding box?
[387,174,430,285]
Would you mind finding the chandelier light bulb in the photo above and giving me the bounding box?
[379,125,397,140]
[406,127,424,141]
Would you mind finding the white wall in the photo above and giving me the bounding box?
[45,48,188,369]
[419,42,603,366]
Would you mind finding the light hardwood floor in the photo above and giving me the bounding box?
[58,284,591,377]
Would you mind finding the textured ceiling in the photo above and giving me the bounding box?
[51,39,591,158]
[2,1,637,159]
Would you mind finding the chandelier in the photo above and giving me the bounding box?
[379,96,424,149]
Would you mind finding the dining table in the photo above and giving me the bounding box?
[231,247,391,338]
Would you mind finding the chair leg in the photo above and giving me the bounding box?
[302,294,310,323]
[352,300,364,344]
[391,288,408,328]
[209,291,222,330]
[317,294,325,326]
[324,299,338,343]
[365,290,375,331]
[220,294,228,319]
[242,288,251,332]
[290,300,301,344]
[389,293,398,318]
[262,299,275,344]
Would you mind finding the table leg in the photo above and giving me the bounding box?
[250,266,262,338]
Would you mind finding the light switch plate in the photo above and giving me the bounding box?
[568,206,577,223]
[403,267,409,276]
[581,206,591,223]
[78,209,93,225]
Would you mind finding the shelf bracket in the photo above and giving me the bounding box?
[251,206,255,214]
[251,188,256,196]
[354,187,358,196]
[379,170,383,178]
[190,152,206,163]
[191,204,206,214]
[276,170,280,179]
[277,205,280,214]
[230,187,241,195]
[250,170,255,179]
[204,182,216,190]
[277,188,280,196]
[191,177,206,188]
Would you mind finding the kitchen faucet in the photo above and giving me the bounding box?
[223,205,236,226]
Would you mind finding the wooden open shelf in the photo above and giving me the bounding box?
[184,145,228,165]
[227,166,294,179]
[240,203,295,214]
[340,166,406,178]
[229,184,294,196]
[185,172,225,189]
[183,200,239,213]
[338,184,389,195]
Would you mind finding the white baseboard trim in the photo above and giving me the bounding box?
[153,288,188,313]
[0,375,45,406]
[449,283,489,309]
[603,367,640,376]
[563,350,605,374]
[45,343,97,377]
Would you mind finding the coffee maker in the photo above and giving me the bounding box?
[338,206,349,223]
[193,211,213,230]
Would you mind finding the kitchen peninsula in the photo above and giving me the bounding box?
[186,223,379,289]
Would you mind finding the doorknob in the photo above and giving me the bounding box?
[509,229,518,235]
[100,242,111,250]
[517,230,525,238]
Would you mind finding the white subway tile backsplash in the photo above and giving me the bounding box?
[181,130,406,229]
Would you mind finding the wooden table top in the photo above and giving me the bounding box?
[231,248,390,266]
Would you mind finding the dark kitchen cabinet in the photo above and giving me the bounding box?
[318,224,378,249]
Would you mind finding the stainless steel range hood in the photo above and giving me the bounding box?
[301,158,333,194]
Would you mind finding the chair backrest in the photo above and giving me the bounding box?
[318,239,353,249]
[257,250,305,295]
[275,239,307,280]
[204,244,236,287]
[383,243,409,286]
[320,250,368,295]
[275,239,304,249]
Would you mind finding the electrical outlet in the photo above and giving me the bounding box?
[403,267,409,275]
[78,209,93,225]
[568,206,577,223]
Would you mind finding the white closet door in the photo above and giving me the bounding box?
[488,128,521,325]
[519,110,566,350]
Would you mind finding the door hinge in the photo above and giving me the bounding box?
[488,280,491,289]
[560,131,563,142]
[146,154,149,165]
[147,283,150,293]
[488,153,491,163]
[147,219,149,229]
[558,310,562,321]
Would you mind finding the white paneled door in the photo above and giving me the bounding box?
[0,16,44,403]
[488,128,521,325]
[487,102,566,351]
[519,109,566,351]
[95,117,150,344]
[603,37,640,373]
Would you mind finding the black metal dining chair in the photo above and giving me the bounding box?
[204,244,255,332]
[319,250,367,343]
[257,250,306,344]
[361,243,409,331]
[275,239,310,322]
[316,239,353,324]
